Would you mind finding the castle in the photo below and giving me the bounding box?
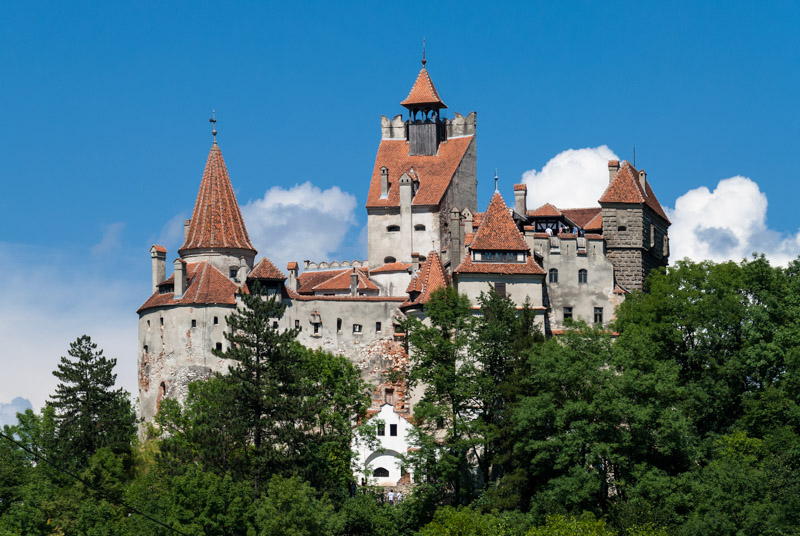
[137,57,670,482]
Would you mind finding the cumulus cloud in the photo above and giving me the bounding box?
[521,145,619,209]
[0,397,33,427]
[241,182,359,270]
[0,243,139,410]
[667,176,800,265]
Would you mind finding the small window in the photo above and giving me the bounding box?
[618,226,627,232]
[594,307,604,325]
[384,256,396,264]
[663,235,669,256]
[563,307,573,321]
[390,424,398,436]
[494,282,506,297]
[377,423,385,436]
[295,319,300,328]
[191,319,197,328]
[273,321,278,329]
[376,321,382,333]
[373,467,389,477]
[549,268,558,283]
[229,267,238,279]
[385,388,394,404]
[215,342,223,351]
[650,224,656,248]
[313,323,320,335]
[213,316,219,325]
[160,317,164,326]
[147,319,150,328]
[353,324,362,334]
[414,224,426,231]
[578,269,588,284]
[436,417,445,429]
[387,225,400,233]
[143,344,148,353]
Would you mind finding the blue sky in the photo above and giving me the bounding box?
[2,1,799,410]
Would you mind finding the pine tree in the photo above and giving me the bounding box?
[49,335,135,469]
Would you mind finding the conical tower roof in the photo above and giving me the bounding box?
[470,193,530,252]
[179,142,256,255]
[400,65,447,110]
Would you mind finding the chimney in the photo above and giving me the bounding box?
[173,259,187,298]
[608,160,620,183]
[350,269,358,296]
[514,184,527,215]
[449,207,462,268]
[462,208,473,234]
[638,169,647,193]
[236,257,248,284]
[380,167,389,198]
[287,261,299,292]
[150,245,166,294]
[411,252,421,272]
[399,174,412,207]
[184,219,191,242]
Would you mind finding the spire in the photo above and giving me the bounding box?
[209,110,217,143]
[400,57,447,110]
[179,142,257,255]
[494,169,499,193]
[470,192,530,252]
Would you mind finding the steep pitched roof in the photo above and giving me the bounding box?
[296,269,348,295]
[454,254,546,276]
[584,211,603,231]
[528,203,562,218]
[137,261,239,313]
[400,66,447,109]
[561,207,601,228]
[366,136,474,208]
[402,251,447,308]
[470,193,530,252]
[179,143,257,255]
[599,161,670,223]
[312,268,378,292]
[247,257,286,280]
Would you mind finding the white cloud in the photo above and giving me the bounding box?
[0,397,32,427]
[156,212,187,252]
[521,145,619,209]
[0,243,139,410]
[91,222,125,256]
[666,176,800,265]
[241,182,359,270]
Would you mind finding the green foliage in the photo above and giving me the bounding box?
[417,506,513,536]
[254,475,339,536]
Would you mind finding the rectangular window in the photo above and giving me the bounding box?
[295,320,300,328]
[337,318,342,333]
[563,307,573,321]
[594,307,603,325]
[353,324,362,334]
[494,282,506,297]
[215,342,223,351]
[376,321,382,333]
[377,423,385,436]
[191,319,197,328]
[650,224,656,248]
[213,316,219,325]
[390,424,398,436]
[385,388,394,404]
[160,317,164,326]
[273,321,279,329]
[313,323,320,335]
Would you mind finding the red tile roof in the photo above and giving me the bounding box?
[406,275,423,294]
[528,203,562,218]
[371,262,412,274]
[297,269,348,294]
[287,261,298,271]
[599,161,670,223]
[514,183,527,191]
[561,207,601,228]
[584,212,603,230]
[400,66,447,109]
[285,289,406,302]
[454,254,546,276]
[138,261,239,313]
[151,244,167,254]
[470,193,530,252]
[312,268,378,292]
[248,257,286,280]
[402,251,448,308]
[365,136,474,208]
[179,143,257,255]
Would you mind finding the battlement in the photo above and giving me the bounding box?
[303,259,369,271]
[380,111,477,140]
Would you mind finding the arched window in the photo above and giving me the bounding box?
[578,269,588,283]
[373,467,390,477]
[548,268,558,283]
[384,256,396,264]
[387,225,400,233]
[414,224,426,231]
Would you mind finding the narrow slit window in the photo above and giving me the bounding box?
[191,319,197,328]
[213,316,219,325]
[376,321,382,333]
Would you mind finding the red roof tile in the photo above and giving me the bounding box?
[400,66,447,109]
[248,257,286,280]
[287,261,298,271]
[365,136,474,208]
[138,261,239,313]
[454,254,546,276]
[371,262,412,274]
[560,207,601,228]
[470,193,530,252]
[285,289,406,302]
[151,244,167,254]
[296,269,348,295]
[312,268,378,292]
[406,275,423,294]
[514,183,527,191]
[527,203,562,218]
[179,143,257,255]
[599,161,670,223]
[584,212,603,230]
[402,251,448,308]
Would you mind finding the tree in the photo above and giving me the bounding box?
[49,335,135,469]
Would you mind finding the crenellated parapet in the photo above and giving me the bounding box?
[303,259,369,270]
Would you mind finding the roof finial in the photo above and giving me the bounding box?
[210,110,217,143]
[494,169,499,193]
[422,38,426,67]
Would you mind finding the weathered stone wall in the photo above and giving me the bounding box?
[367,208,440,267]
